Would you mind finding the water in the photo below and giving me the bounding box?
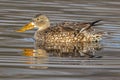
[0,0,120,80]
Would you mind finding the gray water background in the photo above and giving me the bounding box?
[0,0,120,80]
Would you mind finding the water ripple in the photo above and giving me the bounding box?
[0,0,120,80]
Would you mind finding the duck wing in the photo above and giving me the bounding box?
[53,20,102,32]
[46,20,102,33]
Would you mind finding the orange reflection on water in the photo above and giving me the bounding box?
[22,48,48,69]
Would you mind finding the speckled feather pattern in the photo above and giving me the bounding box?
[17,14,103,43]
[34,21,101,43]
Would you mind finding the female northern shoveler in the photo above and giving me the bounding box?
[16,14,103,43]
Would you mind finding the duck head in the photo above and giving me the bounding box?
[16,14,50,32]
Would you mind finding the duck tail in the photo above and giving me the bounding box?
[90,20,102,26]
[79,20,102,33]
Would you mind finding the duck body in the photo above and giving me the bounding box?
[16,14,103,43]
[35,21,102,43]
[34,25,82,43]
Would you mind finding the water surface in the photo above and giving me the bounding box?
[0,0,120,80]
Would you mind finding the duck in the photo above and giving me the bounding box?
[16,14,103,43]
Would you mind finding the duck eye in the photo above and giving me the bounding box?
[96,36,100,38]
[37,18,40,20]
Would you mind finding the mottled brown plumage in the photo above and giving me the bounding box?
[17,14,103,43]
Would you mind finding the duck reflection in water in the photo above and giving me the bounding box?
[23,48,48,69]
[23,42,102,69]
